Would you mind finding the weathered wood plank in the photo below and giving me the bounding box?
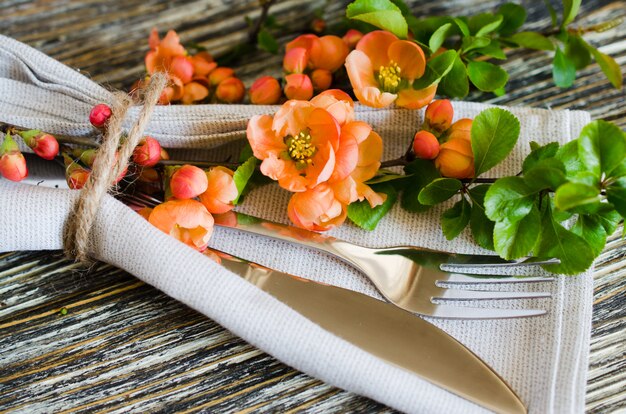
[0,0,625,412]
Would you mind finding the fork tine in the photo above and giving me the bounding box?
[433,288,551,301]
[440,273,554,284]
[444,257,560,268]
[428,306,548,319]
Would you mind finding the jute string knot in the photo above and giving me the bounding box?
[64,72,168,263]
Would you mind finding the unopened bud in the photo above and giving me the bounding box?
[89,104,112,129]
[284,73,313,100]
[249,76,282,105]
[133,136,162,167]
[170,164,209,199]
[20,131,59,161]
[0,134,28,182]
[216,77,245,103]
[209,67,235,86]
[425,100,454,135]
[412,130,440,160]
[283,47,308,74]
[310,69,332,91]
[311,18,326,33]
[67,167,91,189]
[342,29,363,49]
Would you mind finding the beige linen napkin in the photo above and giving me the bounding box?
[0,34,593,413]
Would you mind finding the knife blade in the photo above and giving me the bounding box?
[212,249,526,414]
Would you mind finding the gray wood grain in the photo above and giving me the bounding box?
[0,0,625,412]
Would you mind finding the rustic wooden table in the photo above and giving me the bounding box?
[1,0,624,412]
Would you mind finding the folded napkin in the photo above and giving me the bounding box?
[0,34,593,413]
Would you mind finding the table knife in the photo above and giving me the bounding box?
[211,249,526,414]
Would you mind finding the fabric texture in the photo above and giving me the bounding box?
[0,34,593,413]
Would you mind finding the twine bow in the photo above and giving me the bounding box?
[63,73,167,263]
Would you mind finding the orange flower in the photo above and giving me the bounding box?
[412,131,440,160]
[283,47,309,74]
[424,99,454,134]
[310,68,332,91]
[199,167,238,214]
[247,100,340,192]
[288,184,347,231]
[170,165,209,199]
[284,74,313,100]
[435,119,474,178]
[145,29,187,75]
[148,199,214,251]
[345,30,435,109]
[216,77,245,103]
[310,89,354,126]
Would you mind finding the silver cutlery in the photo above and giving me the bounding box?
[212,248,528,414]
[124,191,555,320]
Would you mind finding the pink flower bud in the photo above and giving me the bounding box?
[209,67,235,86]
[26,132,59,160]
[215,77,245,103]
[412,130,440,160]
[89,104,112,128]
[249,76,282,105]
[133,136,162,167]
[0,134,28,182]
[425,99,454,134]
[284,73,313,100]
[283,47,308,74]
[310,68,332,91]
[170,165,209,199]
[170,56,194,84]
[342,29,363,49]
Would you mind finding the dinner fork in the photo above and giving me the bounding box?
[123,191,555,319]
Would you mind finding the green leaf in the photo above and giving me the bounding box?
[522,142,560,173]
[553,47,576,88]
[453,17,470,37]
[438,55,469,98]
[467,61,509,92]
[595,209,622,235]
[365,172,409,185]
[565,35,591,69]
[497,3,527,36]
[537,199,595,275]
[468,13,503,36]
[429,23,452,53]
[348,184,397,231]
[562,0,581,27]
[606,177,626,218]
[508,32,555,51]
[524,158,567,192]
[401,159,441,212]
[461,36,491,52]
[556,140,585,176]
[544,0,558,27]
[586,44,623,89]
[418,178,463,205]
[441,197,471,240]
[413,50,457,89]
[494,206,541,259]
[257,29,279,54]
[346,0,408,38]
[475,40,507,60]
[469,185,495,250]
[484,176,536,222]
[554,182,601,212]
[233,157,257,204]
[471,107,520,176]
[578,120,626,178]
[238,143,254,163]
[572,215,607,256]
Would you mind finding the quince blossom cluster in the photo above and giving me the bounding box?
[139,29,245,105]
[412,99,475,179]
[247,90,384,231]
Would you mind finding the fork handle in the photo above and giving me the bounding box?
[215,212,365,268]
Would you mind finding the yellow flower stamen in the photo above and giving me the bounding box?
[285,130,316,170]
[377,60,402,93]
